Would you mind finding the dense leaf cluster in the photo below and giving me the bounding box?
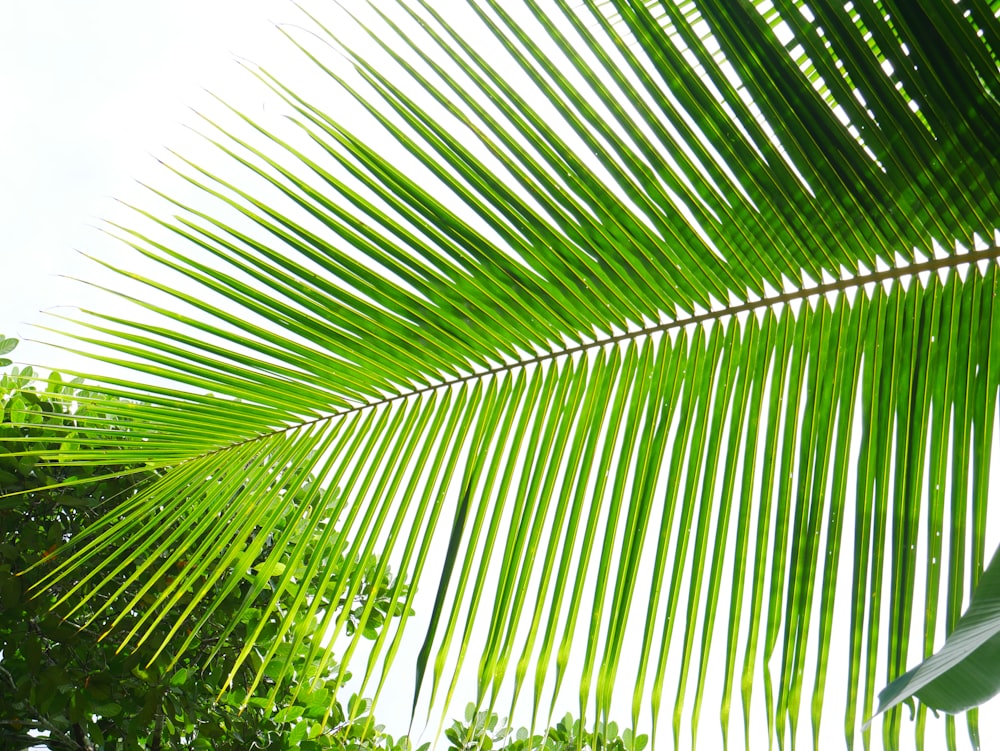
[0,342,407,749]
[440,704,648,751]
[0,346,646,750]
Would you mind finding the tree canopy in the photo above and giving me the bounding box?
[0,348,406,749]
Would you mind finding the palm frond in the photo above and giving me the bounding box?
[7,1,1000,749]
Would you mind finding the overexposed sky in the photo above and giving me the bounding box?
[1,0,279,367]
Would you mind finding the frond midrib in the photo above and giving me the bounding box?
[188,241,1000,464]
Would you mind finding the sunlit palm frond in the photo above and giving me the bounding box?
[6,1,1000,749]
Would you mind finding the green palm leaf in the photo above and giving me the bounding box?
[7,1,1000,748]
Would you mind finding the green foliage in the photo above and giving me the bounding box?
[0,341,407,750]
[6,2,1000,749]
[874,546,1000,719]
[442,704,648,751]
[0,342,644,751]
[0,336,16,369]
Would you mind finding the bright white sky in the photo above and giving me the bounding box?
[3,3,999,750]
[1,0,279,368]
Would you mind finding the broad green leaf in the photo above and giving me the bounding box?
[873,545,1000,718]
[170,667,191,686]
